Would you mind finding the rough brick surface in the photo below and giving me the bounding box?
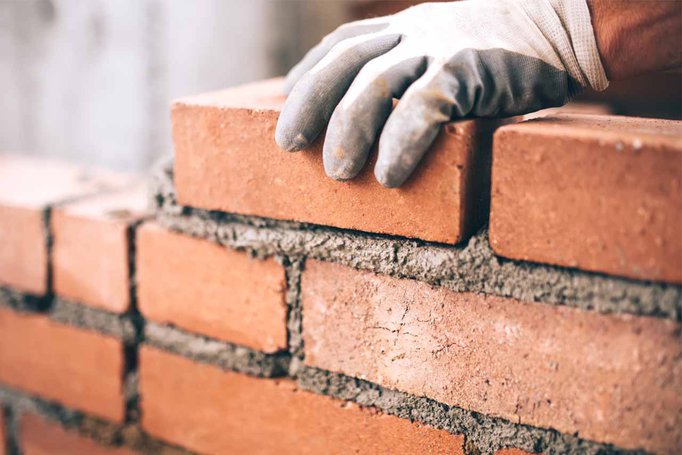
[53,185,149,312]
[301,260,682,453]
[137,223,287,352]
[140,346,463,454]
[0,307,125,422]
[20,414,136,455]
[490,114,682,283]
[0,154,128,294]
[172,78,509,244]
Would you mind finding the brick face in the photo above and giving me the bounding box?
[20,414,137,455]
[53,185,148,312]
[0,307,125,422]
[140,346,463,455]
[136,223,287,352]
[172,78,508,244]
[301,260,682,453]
[0,154,130,294]
[490,114,682,283]
[0,205,47,295]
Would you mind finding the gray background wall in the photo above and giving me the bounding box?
[0,0,351,171]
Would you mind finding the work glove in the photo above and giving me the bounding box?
[275,0,608,187]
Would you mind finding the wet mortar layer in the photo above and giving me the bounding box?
[144,322,290,378]
[295,366,647,455]
[50,298,137,343]
[284,259,304,359]
[0,386,194,455]
[0,288,50,313]
[154,162,682,321]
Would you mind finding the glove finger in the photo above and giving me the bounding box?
[375,63,461,188]
[276,32,401,153]
[284,18,390,94]
[323,47,427,180]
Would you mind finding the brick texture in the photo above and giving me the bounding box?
[53,185,148,312]
[0,307,125,422]
[140,346,463,455]
[136,223,287,352]
[20,414,137,455]
[490,114,682,283]
[301,260,682,453]
[172,78,509,244]
[0,154,128,295]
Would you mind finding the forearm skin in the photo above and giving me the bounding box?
[587,0,682,80]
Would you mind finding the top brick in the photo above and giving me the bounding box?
[490,115,682,283]
[172,78,510,244]
[0,154,129,295]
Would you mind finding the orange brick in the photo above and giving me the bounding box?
[0,154,129,295]
[136,223,287,352]
[53,185,149,312]
[172,78,509,244]
[490,114,682,283]
[140,346,462,454]
[20,413,137,455]
[0,307,125,422]
[301,260,682,453]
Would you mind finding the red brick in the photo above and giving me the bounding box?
[140,346,462,454]
[53,185,149,312]
[490,114,682,283]
[136,223,287,352]
[301,260,682,453]
[172,78,510,244]
[0,307,125,422]
[20,414,137,455]
[0,154,129,295]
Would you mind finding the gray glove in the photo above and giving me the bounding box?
[276,0,608,188]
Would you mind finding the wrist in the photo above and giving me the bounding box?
[587,0,682,80]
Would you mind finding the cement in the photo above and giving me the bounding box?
[296,366,646,455]
[154,161,681,321]
[144,322,290,378]
[50,298,137,343]
[0,287,50,313]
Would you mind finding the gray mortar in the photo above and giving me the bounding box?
[0,386,194,455]
[296,367,646,455]
[144,322,290,378]
[50,298,137,343]
[153,161,682,321]
[0,288,50,313]
[284,259,304,359]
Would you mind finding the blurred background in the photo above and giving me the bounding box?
[1,0,680,172]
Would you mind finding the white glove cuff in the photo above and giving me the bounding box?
[520,0,609,92]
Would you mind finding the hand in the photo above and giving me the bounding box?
[275,0,608,188]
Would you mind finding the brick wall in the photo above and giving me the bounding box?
[0,78,680,454]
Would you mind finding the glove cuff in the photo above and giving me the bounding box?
[520,0,609,92]
[550,0,609,91]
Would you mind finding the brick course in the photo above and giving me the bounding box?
[0,154,129,295]
[301,259,682,453]
[490,114,682,283]
[0,307,125,422]
[136,223,287,352]
[20,414,137,455]
[172,78,508,244]
[140,346,463,454]
[53,185,149,312]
